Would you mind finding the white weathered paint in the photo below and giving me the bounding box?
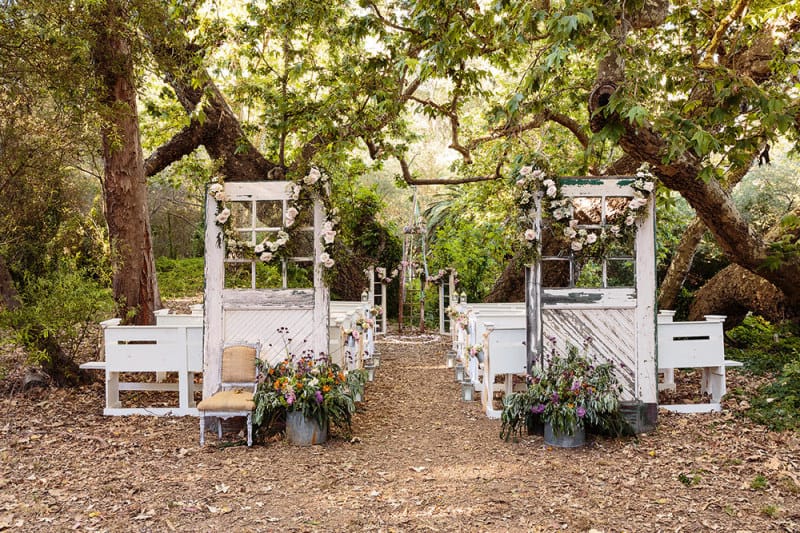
[203,182,329,399]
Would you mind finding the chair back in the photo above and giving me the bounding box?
[221,344,259,386]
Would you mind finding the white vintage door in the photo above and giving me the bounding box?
[203,181,328,398]
[528,178,657,407]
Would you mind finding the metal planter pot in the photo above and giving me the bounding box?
[543,422,585,448]
[286,411,328,446]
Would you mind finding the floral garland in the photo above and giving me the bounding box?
[425,267,459,287]
[209,167,338,270]
[374,266,399,285]
[514,164,655,263]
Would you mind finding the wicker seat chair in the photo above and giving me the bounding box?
[198,343,259,446]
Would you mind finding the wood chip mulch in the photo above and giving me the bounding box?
[1,332,799,532]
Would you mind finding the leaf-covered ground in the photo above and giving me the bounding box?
[1,332,799,532]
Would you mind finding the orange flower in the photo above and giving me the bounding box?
[322,385,331,393]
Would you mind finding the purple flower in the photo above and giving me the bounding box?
[530,404,546,414]
[551,392,559,403]
[571,380,581,392]
[285,390,296,405]
[315,390,324,404]
[577,406,586,418]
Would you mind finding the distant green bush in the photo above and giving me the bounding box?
[726,315,800,374]
[156,257,204,298]
[725,316,800,432]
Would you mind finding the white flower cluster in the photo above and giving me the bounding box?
[375,266,399,284]
[208,167,337,269]
[515,164,655,257]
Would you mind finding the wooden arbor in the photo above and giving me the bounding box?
[525,177,658,429]
[203,181,329,399]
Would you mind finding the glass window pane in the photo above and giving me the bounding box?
[254,261,283,289]
[255,200,283,228]
[542,259,570,288]
[287,261,314,288]
[224,262,252,289]
[572,197,601,225]
[229,201,253,229]
[607,259,635,287]
[604,232,635,257]
[605,197,631,225]
[294,207,313,229]
[225,233,252,260]
[288,229,314,258]
[575,258,603,288]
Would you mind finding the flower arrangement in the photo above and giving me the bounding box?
[467,344,484,362]
[253,352,356,436]
[374,267,399,285]
[500,337,624,440]
[513,164,655,263]
[426,267,459,287]
[370,305,383,318]
[208,166,338,270]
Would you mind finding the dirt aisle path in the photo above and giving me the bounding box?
[1,333,798,531]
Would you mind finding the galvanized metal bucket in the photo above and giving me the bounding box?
[286,411,328,446]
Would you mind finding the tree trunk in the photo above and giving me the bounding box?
[91,1,159,325]
[657,218,706,311]
[688,264,785,328]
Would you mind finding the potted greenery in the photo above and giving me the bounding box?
[500,340,624,447]
[253,355,356,445]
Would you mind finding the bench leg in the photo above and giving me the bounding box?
[704,366,726,402]
[199,415,206,446]
[106,371,121,409]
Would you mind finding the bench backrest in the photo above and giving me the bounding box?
[486,326,528,375]
[103,324,203,372]
[658,320,725,368]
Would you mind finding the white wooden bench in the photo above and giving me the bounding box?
[481,321,528,419]
[330,301,376,370]
[657,311,742,413]
[80,318,204,416]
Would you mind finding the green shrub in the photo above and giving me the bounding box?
[155,257,205,298]
[0,267,113,382]
[747,360,800,432]
[725,316,800,374]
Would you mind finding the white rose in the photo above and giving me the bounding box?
[214,191,227,202]
[586,233,597,244]
[276,238,287,247]
[215,208,230,224]
[323,230,336,244]
[260,252,273,262]
[324,258,335,268]
[569,219,579,229]
[524,229,537,241]
[516,179,526,187]
[254,244,264,254]
[278,230,289,240]
[269,241,280,252]
[610,225,621,235]
[546,185,558,198]
[209,183,223,195]
[532,169,545,179]
[564,227,577,239]
[304,168,321,185]
[625,215,636,226]
[543,179,555,187]
[571,240,583,251]
[323,220,333,231]
[319,252,331,263]
[519,166,532,176]
[643,181,655,192]
[292,185,301,200]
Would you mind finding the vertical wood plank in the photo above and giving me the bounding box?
[203,191,224,399]
[635,197,658,403]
